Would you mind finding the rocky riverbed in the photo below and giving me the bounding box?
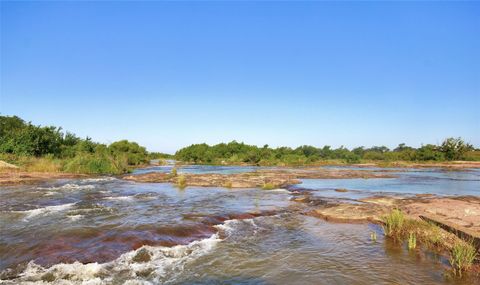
[1,164,480,283]
[123,167,395,188]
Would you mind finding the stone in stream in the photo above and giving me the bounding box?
[132,248,152,263]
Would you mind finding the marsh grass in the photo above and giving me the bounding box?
[262,182,276,190]
[450,240,477,277]
[382,210,479,276]
[176,175,187,188]
[370,231,377,242]
[171,167,178,176]
[382,210,448,249]
[382,209,405,238]
[408,233,417,250]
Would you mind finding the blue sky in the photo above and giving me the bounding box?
[1,1,479,153]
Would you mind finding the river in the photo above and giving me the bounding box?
[1,166,479,284]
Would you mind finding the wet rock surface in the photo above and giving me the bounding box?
[0,170,87,186]
[123,168,395,188]
[301,193,480,244]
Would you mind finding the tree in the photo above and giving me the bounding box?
[439,137,473,161]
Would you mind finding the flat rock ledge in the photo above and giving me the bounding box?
[308,195,480,247]
[123,168,395,188]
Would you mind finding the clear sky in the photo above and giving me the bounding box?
[1,1,479,153]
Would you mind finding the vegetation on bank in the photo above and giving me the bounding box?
[175,139,479,166]
[0,115,153,174]
[382,209,478,277]
[2,115,478,173]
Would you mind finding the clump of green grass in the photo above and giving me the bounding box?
[408,233,417,250]
[424,222,443,246]
[370,231,377,242]
[171,167,178,176]
[450,240,477,277]
[262,182,276,190]
[176,175,187,188]
[382,209,405,237]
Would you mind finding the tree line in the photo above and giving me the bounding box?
[0,115,156,174]
[175,139,478,166]
[2,115,478,172]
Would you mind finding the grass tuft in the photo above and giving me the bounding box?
[176,175,187,188]
[382,209,405,238]
[450,240,477,277]
[262,182,276,190]
[408,232,416,250]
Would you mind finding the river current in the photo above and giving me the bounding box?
[1,165,479,284]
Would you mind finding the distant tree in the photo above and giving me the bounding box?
[394,143,414,152]
[352,146,365,157]
[415,144,444,161]
[109,140,148,165]
[439,137,474,160]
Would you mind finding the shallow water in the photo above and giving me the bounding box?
[299,167,480,199]
[1,165,479,284]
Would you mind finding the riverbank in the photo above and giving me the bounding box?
[0,169,87,185]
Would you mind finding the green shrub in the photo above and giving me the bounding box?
[63,153,127,174]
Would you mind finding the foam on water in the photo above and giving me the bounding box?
[265,189,290,193]
[103,196,134,201]
[67,214,84,222]
[39,184,95,191]
[12,203,77,221]
[80,177,117,183]
[2,233,222,284]
[214,218,261,237]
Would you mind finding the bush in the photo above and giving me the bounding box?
[109,140,148,165]
[63,153,127,174]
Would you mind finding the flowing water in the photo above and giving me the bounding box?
[1,166,479,284]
